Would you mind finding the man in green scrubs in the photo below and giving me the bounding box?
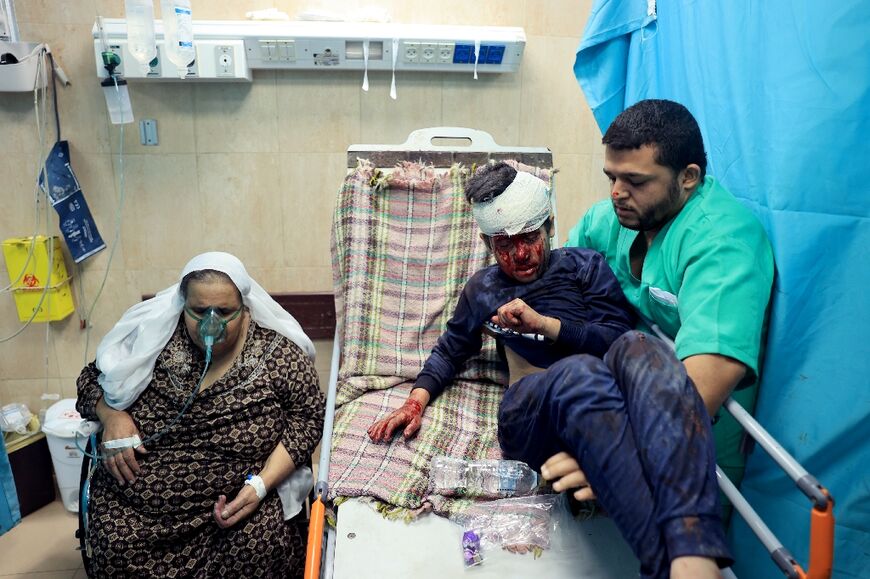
[543,100,774,561]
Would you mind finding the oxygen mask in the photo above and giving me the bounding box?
[185,305,243,355]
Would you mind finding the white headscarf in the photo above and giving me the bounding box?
[472,171,551,236]
[96,252,316,410]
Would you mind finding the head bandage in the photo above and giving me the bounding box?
[95,251,315,411]
[472,171,551,237]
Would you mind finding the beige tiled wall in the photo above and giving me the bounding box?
[0,0,610,410]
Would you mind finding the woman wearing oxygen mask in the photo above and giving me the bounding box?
[75,252,325,578]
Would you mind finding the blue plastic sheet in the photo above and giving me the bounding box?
[0,436,21,536]
[573,1,870,577]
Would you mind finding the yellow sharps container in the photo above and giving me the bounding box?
[2,236,75,322]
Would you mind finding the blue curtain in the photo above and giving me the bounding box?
[573,1,870,577]
[0,435,21,535]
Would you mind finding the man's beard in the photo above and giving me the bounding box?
[635,178,682,232]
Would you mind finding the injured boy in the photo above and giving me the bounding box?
[368,161,732,579]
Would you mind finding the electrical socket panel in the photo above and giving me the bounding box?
[437,43,455,63]
[403,42,419,63]
[420,43,437,64]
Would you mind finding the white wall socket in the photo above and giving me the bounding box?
[420,43,437,63]
[403,42,419,63]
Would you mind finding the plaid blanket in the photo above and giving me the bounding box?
[328,159,552,516]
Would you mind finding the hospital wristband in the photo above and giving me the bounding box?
[102,435,143,450]
[244,474,267,500]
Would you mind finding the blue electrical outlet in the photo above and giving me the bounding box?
[453,43,473,64]
[486,45,505,64]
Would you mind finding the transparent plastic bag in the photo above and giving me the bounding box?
[0,402,33,434]
[451,494,570,567]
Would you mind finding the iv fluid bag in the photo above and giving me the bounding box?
[160,0,194,78]
[124,0,157,73]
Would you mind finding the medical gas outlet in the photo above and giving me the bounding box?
[215,45,234,77]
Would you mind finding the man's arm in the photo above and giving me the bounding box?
[413,289,485,401]
[682,354,746,416]
[673,229,773,395]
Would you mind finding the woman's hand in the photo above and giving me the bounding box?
[213,486,261,528]
[96,397,148,485]
[541,452,596,501]
[212,443,293,528]
[367,388,430,442]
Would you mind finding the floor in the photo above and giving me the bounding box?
[0,500,85,578]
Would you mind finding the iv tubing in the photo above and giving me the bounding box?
[82,72,128,363]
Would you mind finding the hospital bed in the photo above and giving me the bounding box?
[303,127,835,579]
[303,127,644,579]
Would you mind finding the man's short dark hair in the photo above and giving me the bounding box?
[464,161,518,204]
[602,99,707,180]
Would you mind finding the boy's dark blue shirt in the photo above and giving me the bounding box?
[416,247,637,400]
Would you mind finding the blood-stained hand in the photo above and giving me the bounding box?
[367,393,428,442]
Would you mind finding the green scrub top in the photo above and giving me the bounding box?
[567,176,774,490]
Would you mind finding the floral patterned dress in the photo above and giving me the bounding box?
[77,318,325,578]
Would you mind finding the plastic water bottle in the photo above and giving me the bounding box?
[431,456,539,498]
[124,0,157,74]
[431,456,468,495]
[471,459,539,497]
[160,0,195,78]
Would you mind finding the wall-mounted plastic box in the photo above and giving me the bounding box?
[0,41,48,91]
[2,236,75,323]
